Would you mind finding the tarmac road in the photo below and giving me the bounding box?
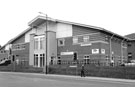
[0,72,135,87]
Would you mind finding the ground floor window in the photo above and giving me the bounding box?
[57,57,61,65]
[84,55,90,64]
[40,54,45,67]
[34,54,38,67]
[34,53,45,67]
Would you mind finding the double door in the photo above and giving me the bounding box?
[34,53,45,67]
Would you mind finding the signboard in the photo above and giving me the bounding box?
[81,43,92,46]
[61,52,74,55]
[92,49,99,54]
[101,49,105,54]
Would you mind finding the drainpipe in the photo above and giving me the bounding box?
[121,39,125,64]
[45,14,48,74]
[110,34,114,66]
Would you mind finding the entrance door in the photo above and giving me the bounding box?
[34,53,45,67]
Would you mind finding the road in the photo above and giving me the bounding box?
[0,72,135,87]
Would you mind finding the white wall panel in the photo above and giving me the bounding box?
[25,30,32,42]
[56,23,72,38]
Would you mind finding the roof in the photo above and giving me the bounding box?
[0,15,130,50]
[0,27,32,50]
[28,15,129,40]
[125,33,135,40]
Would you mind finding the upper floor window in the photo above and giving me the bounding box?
[58,39,65,46]
[34,38,38,50]
[12,43,26,50]
[40,37,45,50]
[34,35,45,50]
[83,35,89,42]
[73,36,78,44]
[105,35,109,41]
[0,50,6,54]
[128,42,132,47]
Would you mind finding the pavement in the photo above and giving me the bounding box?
[0,71,135,83]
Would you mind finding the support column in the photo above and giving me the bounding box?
[29,33,35,66]
[109,34,114,66]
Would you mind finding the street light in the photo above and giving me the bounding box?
[39,12,48,74]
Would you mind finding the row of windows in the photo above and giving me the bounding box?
[58,35,97,46]
[12,43,25,50]
[0,50,6,54]
[58,34,128,47]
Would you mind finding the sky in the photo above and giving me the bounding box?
[0,0,135,46]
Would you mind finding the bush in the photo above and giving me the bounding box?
[48,64,135,79]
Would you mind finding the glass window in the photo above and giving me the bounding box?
[34,38,39,50]
[34,54,38,67]
[58,39,65,46]
[40,37,45,50]
[57,57,61,65]
[84,55,90,64]
[83,36,89,42]
[21,44,25,49]
[12,43,25,50]
[40,54,45,67]
[73,36,78,44]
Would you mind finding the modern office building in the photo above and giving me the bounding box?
[125,33,135,62]
[0,15,129,67]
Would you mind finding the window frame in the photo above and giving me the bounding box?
[58,38,65,46]
[84,55,90,64]
[73,36,78,44]
[83,35,89,42]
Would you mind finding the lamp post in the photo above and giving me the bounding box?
[110,34,114,66]
[121,39,125,64]
[39,12,48,74]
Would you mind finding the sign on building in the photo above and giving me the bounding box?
[61,52,74,55]
[101,49,105,54]
[92,49,99,54]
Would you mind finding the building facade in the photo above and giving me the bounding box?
[125,33,135,62]
[0,15,128,68]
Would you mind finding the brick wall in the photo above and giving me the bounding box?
[72,25,99,36]
[11,34,25,44]
[127,41,135,61]
[12,43,29,62]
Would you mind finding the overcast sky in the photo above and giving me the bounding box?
[0,0,135,46]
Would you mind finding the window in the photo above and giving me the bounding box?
[105,35,109,41]
[58,39,65,46]
[34,38,38,50]
[128,42,132,47]
[12,43,26,50]
[40,37,45,50]
[50,56,54,65]
[40,54,45,67]
[73,36,78,44]
[57,57,61,65]
[34,36,45,50]
[128,52,132,57]
[34,54,38,67]
[83,35,89,42]
[84,55,90,64]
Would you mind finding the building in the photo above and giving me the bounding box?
[125,33,135,62]
[0,15,129,68]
